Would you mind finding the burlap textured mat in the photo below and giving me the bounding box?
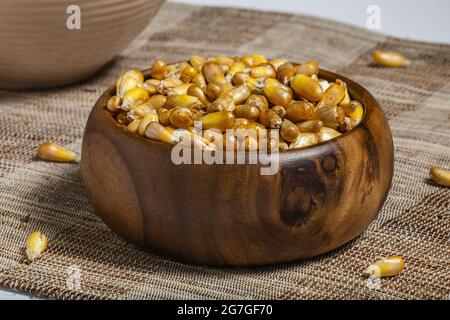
[0,3,449,299]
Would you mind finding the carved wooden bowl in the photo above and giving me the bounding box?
[81,68,394,266]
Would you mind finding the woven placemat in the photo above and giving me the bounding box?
[0,2,449,300]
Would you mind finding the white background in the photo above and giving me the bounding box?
[1,0,448,300]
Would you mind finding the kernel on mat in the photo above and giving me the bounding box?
[37,142,78,163]
[25,231,48,262]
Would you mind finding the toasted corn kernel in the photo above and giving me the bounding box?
[181,66,197,81]
[341,100,364,124]
[242,54,267,67]
[228,84,251,105]
[138,112,159,135]
[316,83,346,109]
[122,87,150,110]
[150,59,167,80]
[269,58,288,70]
[296,120,324,133]
[207,101,224,113]
[272,105,287,119]
[212,56,234,67]
[234,104,260,121]
[202,62,227,85]
[234,118,250,129]
[336,79,351,105]
[289,133,318,149]
[37,142,78,163]
[169,83,194,96]
[295,61,319,76]
[187,85,210,106]
[429,167,450,187]
[226,62,246,81]
[158,108,171,126]
[191,73,205,88]
[316,105,345,129]
[164,94,202,109]
[201,111,236,132]
[317,127,341,142]
[259,109,282,129]
[290,74,323,102]
[280,119,300,142]
[169,107,195,128]
[245,122,267,138]
[213,94,235,111]
[263,86,292,108]
[145,122,176,144]
[250,64,276,79]
[246,94,269,112]
[372,50,409,67]
[146,94,167,110]
[25,231,48,262]
[205,83,232,101]
[286,101,315,122]
[107,95,122,113]
[364,256,405,278]
[116,112,130,125]
[117,75,140,98]
[127,119,141,134]
[277,62,297,85]
[190,55,207,72]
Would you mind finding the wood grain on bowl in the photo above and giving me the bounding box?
[0,0,164,89]
[81,69,394,266]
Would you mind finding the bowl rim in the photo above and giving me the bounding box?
[94,67,379,155]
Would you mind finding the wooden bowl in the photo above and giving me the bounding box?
[81,69,394,266]
[0,0,164,89]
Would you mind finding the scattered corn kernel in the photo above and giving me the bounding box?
[372,50,409,67]
[429,166,450,187]
[25,231,48,262]
[364,256,405,278]
[38,142,78,163]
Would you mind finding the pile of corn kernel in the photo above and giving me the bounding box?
[106,54,364,150]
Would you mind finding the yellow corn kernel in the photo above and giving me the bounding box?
[202,62,227,85]
[38,142,78,163]
[336,79,351,105]
[246,94,269,112]
[212,56,234,67]
[234,104,260,121]
[242,54,267,67]
[317,127,341,142]
[316,105,345,129]
[286,101,315,122]
[138,112,159,136]
[128,102,153,119]
[150,59,167,80]
[201,111,236,132]
[372,50,409,67]
[289,132,318,149]
[276,62,297,85]
[180,66,197,83]
[295,61,319,76]
[263,86,292,108]
[296,120,324,133]
[169,107,195,129]
[145,122,177,144]
[364,256,405,278]
[316,83,346,109]
[226,62,246,81]
[147,94,167,110]
[169,83,194,96]
[123,69,144,83]
[250,64,276,79]
[269,58,288,70]
[187,85,210,106]
[116,75,140,98]
[227,84,251,105]
[122,87,150,110]
[176,130,216,151]
[164,94,202,109]
[211,95,235,112]
[107,95,122,113]
[127,119,141,134]
[25,231,48,262]
[280,119,300,143]
[193,73,207,88]
[429,167,450,187]
[190,55,207,72]
[290,74,323,102]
